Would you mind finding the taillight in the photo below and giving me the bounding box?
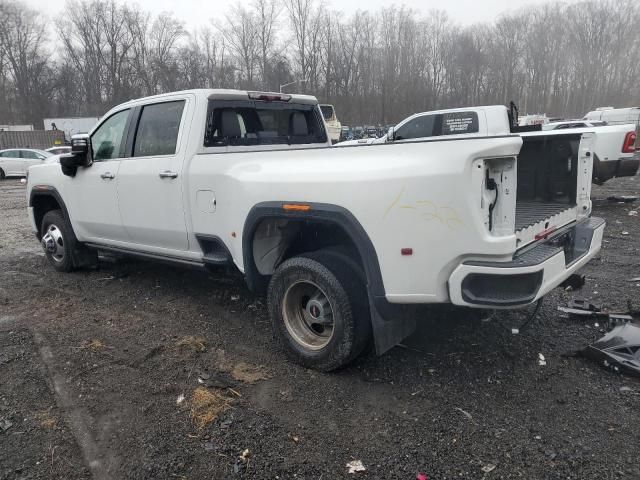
[622,131,636,153]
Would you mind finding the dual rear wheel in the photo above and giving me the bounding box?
[268,250,372,371]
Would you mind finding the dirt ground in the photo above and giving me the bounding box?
[1,176,639,480]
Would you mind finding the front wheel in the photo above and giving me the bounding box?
[40,210,77,272]
[268,251,371,371]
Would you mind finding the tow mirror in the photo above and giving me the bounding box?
[386,126,395,142]
[60,134,92,176]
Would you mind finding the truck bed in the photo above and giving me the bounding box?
[515,202,573,231]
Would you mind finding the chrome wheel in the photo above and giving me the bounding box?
[41,224,65,262]
[282,280,335,350]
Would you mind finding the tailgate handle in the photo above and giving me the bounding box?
[100,172,115,180]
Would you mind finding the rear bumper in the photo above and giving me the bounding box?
[594,156,639,183]
[448,217,605,307]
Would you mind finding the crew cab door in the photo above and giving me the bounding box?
[68,108,131,242]
[116,97,190,251]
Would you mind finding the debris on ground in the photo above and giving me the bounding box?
[346,459,366,474]
[582,322,640,377]
[176,394,185,405]
[621,231,630,235]
[189,387,232,429]
[607,195,638,203]
[82,338,106,350]
[454,407,473,420]
[629,210,638,216]
[174,335,207,353]
[538,353,547,366]
[0,418,13,432]
[416,473,429,480]
[197,371,235,389]
[481,463,497,473]
[230,362,271,384]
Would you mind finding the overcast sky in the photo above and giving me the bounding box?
[27,0,576,30]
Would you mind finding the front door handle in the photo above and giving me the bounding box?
[100,172,115,180]
[159,170,178,179]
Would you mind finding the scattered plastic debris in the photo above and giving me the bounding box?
[538,353,547,366]
[230,295,240,301]
[481,464,496,473]
[0,419,13,432]
[176,394,185,405]
[629,210,638,216]
[583,322,640,377]
[619,386,633,393]
[621,231,630,236]
[416,473,429,480]
[346,459,366,474]
[511,328,519,335]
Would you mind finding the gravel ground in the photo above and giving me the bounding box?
[0,176,639,480]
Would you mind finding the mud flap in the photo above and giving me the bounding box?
[369,293,417,355]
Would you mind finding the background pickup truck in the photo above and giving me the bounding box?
[26,89,605,371]
[542,121,638,183]
[340,107,639,184]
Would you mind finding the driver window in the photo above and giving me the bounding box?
[394,115,435,141]
[91,109,130,161]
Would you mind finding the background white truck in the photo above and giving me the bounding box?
[340,107,638,184]
[26,89,604,371]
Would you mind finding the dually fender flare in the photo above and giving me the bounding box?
[242,201,417,354]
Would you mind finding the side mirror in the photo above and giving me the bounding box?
[60,134,92,176]
[386,127,395,142]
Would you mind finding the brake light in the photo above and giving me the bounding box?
[622,131,636,153]
[248,92,291,102]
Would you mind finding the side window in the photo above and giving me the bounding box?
[441,111,479,135]
[20,151,38,159]
[133,101,185,157]
[394,115,436,141]
[91,109,130,161]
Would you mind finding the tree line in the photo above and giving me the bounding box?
[1,0,639,128]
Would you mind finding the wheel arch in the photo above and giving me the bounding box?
[29,186,70,240]
[242,202,386,298]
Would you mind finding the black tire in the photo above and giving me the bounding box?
[268,250,371,371]
[0,168,5,180]
[40,210,78,272]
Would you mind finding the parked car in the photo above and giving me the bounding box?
[46,146,72,155]
[0,148,53,179]
[319,104,341,143]
[27,89,604,371]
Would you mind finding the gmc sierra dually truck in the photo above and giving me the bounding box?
[26,89,605,371]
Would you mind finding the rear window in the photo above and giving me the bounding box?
[320,105,334,120]
[204,100,327,147]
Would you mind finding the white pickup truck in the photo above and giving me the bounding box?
[26,89,605,371]
[542,121,638,183]
[340,107,638,184]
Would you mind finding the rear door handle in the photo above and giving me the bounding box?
[159,170,178,179]
[100,172,115,179]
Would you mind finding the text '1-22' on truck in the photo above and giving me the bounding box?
[26,89,605,371]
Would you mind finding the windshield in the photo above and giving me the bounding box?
[320,105,334,121]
